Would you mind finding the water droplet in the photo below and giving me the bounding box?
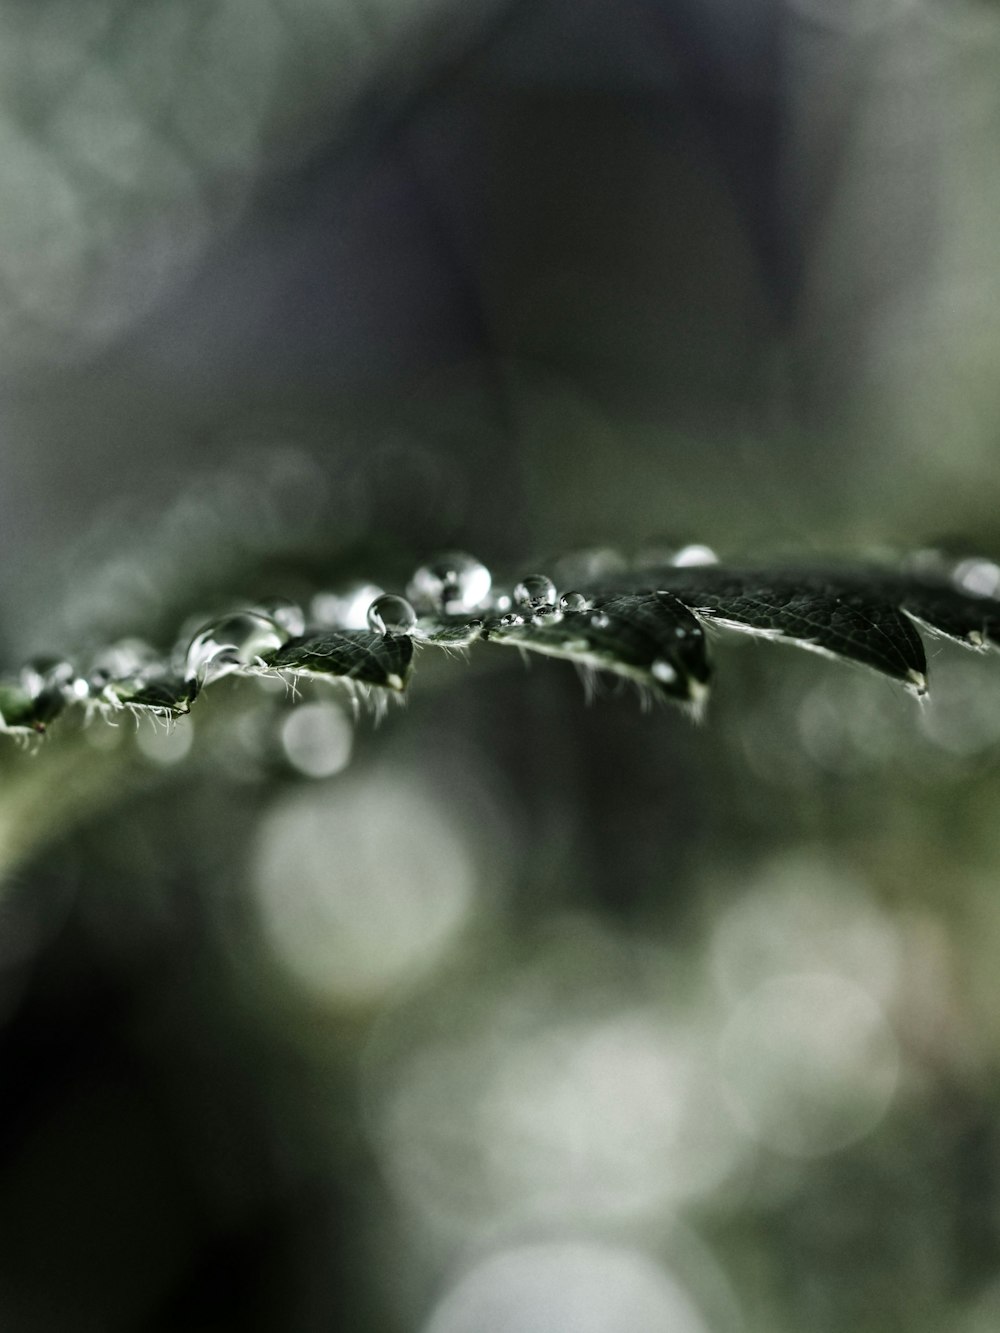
[367,594,417,635]
[499,613,524,628]
[590,612,612,630]
[671,544,719,568]
[651,659,677,685]
[90,639,157,685]
[256,598,306,638]
[559,591,591,612]
[532,606,563,625]
[553,547,628,584]
[513,574,556,609]
[185,612,285,685]
[407,552,491,614]
[19,657,80,721]
[20,657,75,700]
[953,558,1000,599]
[311,584,385,630]
[489,592,513,614]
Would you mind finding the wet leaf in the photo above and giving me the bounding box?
[264,630,413,691]
[581,566,929,694]
[481,591,711,705]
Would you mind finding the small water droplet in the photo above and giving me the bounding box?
[489,592,513,614]
[532,606,563,625]
[651,659,677,685]
[513,574,556,609]
[559,591,591,612]
[499,613,524,627]
[590,612,612,630]
[671,544,719,568]
[185,612,285,684]
[407,552,491,614]
[367,593,417,635]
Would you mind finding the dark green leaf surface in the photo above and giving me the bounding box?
[264,630,413,691]
[7,549,1000,737]
[481,591,711,704]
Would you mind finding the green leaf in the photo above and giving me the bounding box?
[480,591,711,705]
[263,630,414,692]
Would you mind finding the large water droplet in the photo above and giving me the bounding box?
[90,639,157,687]
[367,593,417,635]
[185,611,285,685]
[256,598,306,638]
[671,544,719,568]
[19,657,81,721]
[559,591,591,612]
[311,584,385,631]
[513,574,556,610]
[407,552,492,615]
[953,558,1000,599]
[20,656,75,700]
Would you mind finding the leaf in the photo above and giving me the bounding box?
[263,630,414,692]
[8,547,1000,743]
[481,591,711,705]
[104,673,195,718]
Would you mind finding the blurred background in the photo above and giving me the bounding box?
[2,0,1000,1329]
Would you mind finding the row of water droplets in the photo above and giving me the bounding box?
[3,545,723,727]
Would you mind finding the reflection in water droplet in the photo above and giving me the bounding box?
[532,605,562,625]
[671,545,719,568]
[281,702,353,778]
[184,611,285,684]
[367,594,417,636]
[408,552,491,614]
[514,575,557,609]
[499,614,525,628]
[560,591,591,612]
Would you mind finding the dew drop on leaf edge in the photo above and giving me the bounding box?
[407,552,492,614]
[184,612,286,684]
[513,574,557,610]
[367,593,417,636]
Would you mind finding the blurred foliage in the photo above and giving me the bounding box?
[2,0,1000,1331]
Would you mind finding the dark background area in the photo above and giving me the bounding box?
[1,1,1000,1329]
